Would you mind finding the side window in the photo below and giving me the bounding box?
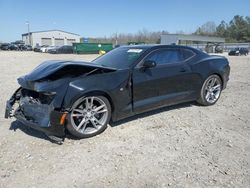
[146,49,183,65]
[182,49,195,60]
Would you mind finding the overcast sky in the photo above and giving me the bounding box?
[0,0,249,42]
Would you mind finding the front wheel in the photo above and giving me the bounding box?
[197,75,222,106]
[67,96,111,138]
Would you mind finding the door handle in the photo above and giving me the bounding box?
[179,68,187,72]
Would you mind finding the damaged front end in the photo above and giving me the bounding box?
[5,87,67,141]
[5,60,116,143]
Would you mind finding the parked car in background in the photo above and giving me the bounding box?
[0,43,10,50]
[18,45,26,51]
[25,45,33,51]
[5,45,230,142]
[13,40,25,46]
[40,45,49,53]
[48,45,73,54]
[18,45,32,51]
[1,42,32,51]
[228,48,249,56]
[34,45,47,52]
[45,46,57,53]
[9,44,19,51]
[33,45,41,52]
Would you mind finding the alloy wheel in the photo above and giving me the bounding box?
[70,97,109,135]
[205,77,222,103]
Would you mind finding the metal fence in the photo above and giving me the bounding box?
[223,43,250,51]
[186,43,250,52]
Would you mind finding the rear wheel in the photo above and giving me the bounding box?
[67,96,111,138]
[197,75,222,106]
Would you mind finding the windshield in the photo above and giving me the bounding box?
[92,47,146,69]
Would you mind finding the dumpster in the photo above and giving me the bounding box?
[73,43,113,54]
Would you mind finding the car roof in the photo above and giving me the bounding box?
[119,44,202,54]
[121,44,197,50]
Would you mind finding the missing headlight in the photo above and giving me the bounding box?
[21,89,56,105]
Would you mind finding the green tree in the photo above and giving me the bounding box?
[196,15,250,42]
[216,21,227,37]
[228,15,248,42]
[244,16,250,42]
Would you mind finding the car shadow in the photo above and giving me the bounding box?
[110,101,196,127]
[8,101,197,142]
[9,121,51,142]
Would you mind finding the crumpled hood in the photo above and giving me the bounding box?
[23,60,116,82]
[17,60,117,92]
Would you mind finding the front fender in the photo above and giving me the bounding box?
[62,70,132,120]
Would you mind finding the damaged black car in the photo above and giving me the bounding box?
[5,45,230,142]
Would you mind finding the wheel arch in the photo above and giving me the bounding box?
[65,90,116,124]
[82,90,115,113]
[65,89,115,111]
[192,57,228,90]
[66,90,112,138]
[209,72,224,88]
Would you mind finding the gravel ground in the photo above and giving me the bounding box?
[0,51,249,188]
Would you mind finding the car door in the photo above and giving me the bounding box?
[60,46,66,53]
[64,46,69,53]
[132,48,198,114]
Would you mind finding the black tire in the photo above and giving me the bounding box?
[197,75,222,106]
[67,95,111,139]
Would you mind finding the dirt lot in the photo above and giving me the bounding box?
[0,51,249,188]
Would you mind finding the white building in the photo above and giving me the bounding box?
[22,30,81,47]
[161,34,225,45]
[161,34,225,52]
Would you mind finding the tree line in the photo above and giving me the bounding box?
[88,29,168,44]
[195,15,250,42]
[87,15,250,44]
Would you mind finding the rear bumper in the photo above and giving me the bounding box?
[5,91,66,138]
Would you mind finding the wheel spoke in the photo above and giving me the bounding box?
[212,84,221,91]
[94,117,102,124]
[73,109,84,113]
[93,104,105,112]
[205,92,210,100]
[211,93,216,100]
[210,78,216,87]
[90,119,98,129]
[72,114,83,117]
[76,118,87,130]
[96,109,108,114]
[81,121,88,132]
[85,98,90,109]
[90,97,94,108]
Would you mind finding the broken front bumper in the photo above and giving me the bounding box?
[5,88,66,138]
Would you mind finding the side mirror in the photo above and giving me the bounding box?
[142,60,156,69]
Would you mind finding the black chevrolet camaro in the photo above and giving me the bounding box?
[5,45,230,142]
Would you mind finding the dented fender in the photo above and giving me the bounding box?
[62,69,133,121]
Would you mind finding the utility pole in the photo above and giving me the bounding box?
[115,32,118,46]
[25,21,31,46]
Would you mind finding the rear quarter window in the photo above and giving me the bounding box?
[146,49,183,65]
[182,49,196,60]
